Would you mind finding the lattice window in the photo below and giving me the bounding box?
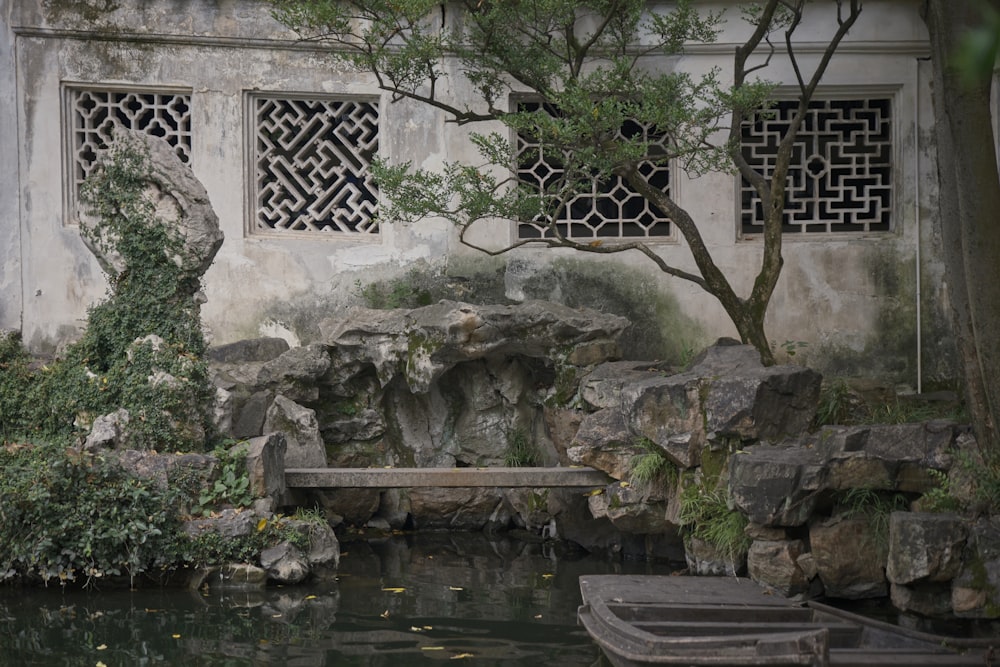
[515,101,672,240]
[740,98,892,235]
[251,95,379,234]
[67,87,192,212]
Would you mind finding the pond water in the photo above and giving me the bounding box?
[0,533,678,666]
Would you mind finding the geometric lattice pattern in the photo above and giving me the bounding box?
[252,96,379,234]
[68,87,192,208]
[515,101,671,240]
[740,98,892,234]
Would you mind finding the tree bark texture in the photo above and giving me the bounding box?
[922,0,1000,455]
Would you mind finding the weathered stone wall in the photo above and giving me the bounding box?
[0,0,956,384]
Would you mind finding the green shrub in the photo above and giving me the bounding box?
[0,442,183,586]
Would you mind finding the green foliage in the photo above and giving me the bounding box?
[628,438,678,492]
[0,332,38,440]
[179,516,309,569]
[0,441,308,584]
[0,442,182,586]
[0,140,214,450]
[776,340,808,358]
[197,442,254,515]
[354,275,433,309]
[815,379,967,428]
[920,469,964,513]
[679,481,750,566]
[815,378,855,426]
[504,428,540,467]
[836,487,909,551]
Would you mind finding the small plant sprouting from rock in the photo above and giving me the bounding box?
[504,428,540,467]
[920,469,964,513]
[679,482,750,568]
[629,438,678,493]
[836,487,910,551]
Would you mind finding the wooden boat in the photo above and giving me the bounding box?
[578,575,996,667]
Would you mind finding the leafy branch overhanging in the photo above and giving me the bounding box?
[272,0,863,365]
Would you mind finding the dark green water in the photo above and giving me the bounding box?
[0,533,676,666]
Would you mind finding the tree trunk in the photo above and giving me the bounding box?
[922,0,1000,455]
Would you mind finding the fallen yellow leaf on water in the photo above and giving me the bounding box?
[449,586,463,591]
[422,646,445,651]
[172,634,181,639]
[382,587,406,593]
[451,653,475,659]
[272,614,282,618]
[96,662,107,667]
[541,573,554,579]
[410,626,425,632]
[534,614,543,619]
[304,595,317,600]
[423,625,434,630]
[380,610,390,619]
[96,644,107,651]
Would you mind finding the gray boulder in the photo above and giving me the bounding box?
[731,423,964,528]
[260,542,310,584]
[256,343,331,403]
[263,395,327,468]
[810,516,887,599]
[319,300,629,393]
[951,517,1000,618]
[78,130,223,284]
[748,538,812,597]
[886,512,967,585]
[622,342,820,468]
[567,408,643,481]
[243,433,287,499]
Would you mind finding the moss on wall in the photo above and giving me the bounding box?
[511,258,704,363]
[813,244,957,387]
[262,257,703,365]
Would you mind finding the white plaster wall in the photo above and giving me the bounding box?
[0,2,22,333]
[5,0,949,383]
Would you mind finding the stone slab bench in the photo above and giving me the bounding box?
[285,466,612,488]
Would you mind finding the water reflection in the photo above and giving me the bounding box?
[0,532,676,666]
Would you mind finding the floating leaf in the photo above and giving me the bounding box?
[96,662,107,667]
[380,610,390,619]
[410,626,425,632]
[421,646,445,651]
[382,587,406,593]
[96,644,107,651]
[304,595,317,600]
[448,586,463,591]
[451,653,475,659]
[172,634,181,639]
[541,573,554,579]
